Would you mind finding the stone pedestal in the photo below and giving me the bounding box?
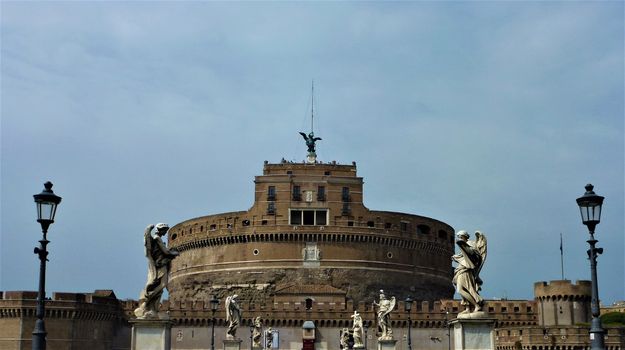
[130,318,172,350]
[377,339,397,350]
[224,338,242,350]
[450,317,496,350]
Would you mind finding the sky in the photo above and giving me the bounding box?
[1,1,623,305]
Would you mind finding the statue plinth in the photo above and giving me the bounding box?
[224,338,242,350]
[450,317,496,350]
[130,317,172,350]
[306,152,317,164]
[377,339,397,350]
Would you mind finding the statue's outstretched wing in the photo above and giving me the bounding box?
[474,231,487,288]
[313,137,322,141]
[299,132,308,140]
[474,231,487,269]
[386,297,396,317]
[225,296,232,322]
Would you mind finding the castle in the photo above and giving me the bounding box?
[1,157,623,349]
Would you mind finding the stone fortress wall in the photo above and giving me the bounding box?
[167,161,455,304]
[0,290,130,350]
[534,280,592,327]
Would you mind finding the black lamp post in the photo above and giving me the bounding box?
[404,297,413,350]
[210,295,219,350]
[32,181,62,350]
[445,310,451,350]
[576,184,606,350]
[250,322,254,350]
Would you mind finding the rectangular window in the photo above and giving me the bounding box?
[316,210,327,225]
[292,185,301,201]
[267,202,275,215]
[267,186,276,201]
[289,209,328,226]
[290,210,301,225]
[317,186,326,201]
[342,187,350,202]
[303,210,314,225]
[400,222,408,231]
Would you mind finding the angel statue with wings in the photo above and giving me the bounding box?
[452,230,487,317]
[299,131,322,154]
[134,223,179,318]
[373,290,396,340]
[226,294,242,338]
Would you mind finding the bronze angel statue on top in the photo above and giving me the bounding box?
[299,131,322,154]
[452,230,487,317]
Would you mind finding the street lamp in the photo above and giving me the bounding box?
[576,184,605,350]
[250,322,254,350]
[210,295,219,350]
[445,310,451,350]
[404,297,413,350]
[32,181,62,350]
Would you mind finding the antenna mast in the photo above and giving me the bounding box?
[311,80,314,133]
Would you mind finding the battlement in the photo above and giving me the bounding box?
[263,160,358,177]
[0,290,125,321]
[534,280,591,300]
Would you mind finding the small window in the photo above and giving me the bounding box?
[385,222,392,229]
[253,249,259,255]
[514,306,520,313]
[209,224,217,231]
[367,221,375,227]
[315,210,327,225]
[200,226,204,232]
[226,223,233,229]
[290,210,302,225]
[386,252,393,258]
[267,186,276,201]
[347,221,354,227]
[501,307,507,312]
[342,187,350,201]
[317,186,326,201]
[400,222,408,231]
[341,203,350,215]
[242,220,250,226]
[303,210,314,225]
[286,170,292,175]
[417,224,431,234]
[324,171,330,176]
[171,233,178,240]
[267,202,275,215]
[527,306,532,313]
[305,298,313,310]
[261,220,268,225]
[292,185,301,201]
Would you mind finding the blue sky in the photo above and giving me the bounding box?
[1,2,623,304]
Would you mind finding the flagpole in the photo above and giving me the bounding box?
[560,233,565,280]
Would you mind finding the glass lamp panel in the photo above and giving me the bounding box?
[37,201,57,221]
